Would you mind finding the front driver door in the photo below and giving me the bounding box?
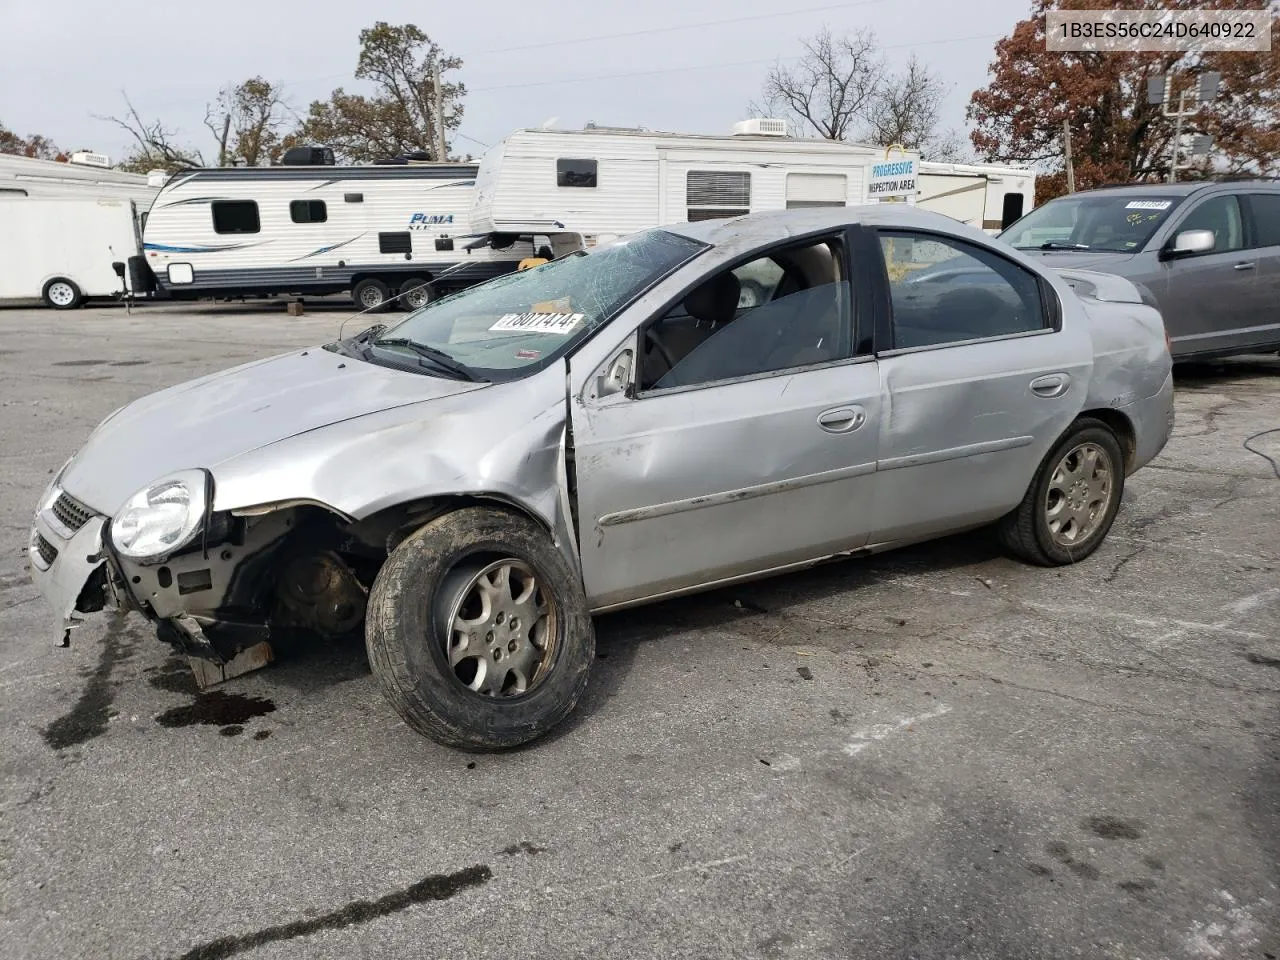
[568,231,882,611]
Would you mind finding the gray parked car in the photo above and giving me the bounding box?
[29,207,1174,751]
[1000,180,1280,360]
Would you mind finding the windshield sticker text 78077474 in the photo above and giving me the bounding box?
[490,312,585,334]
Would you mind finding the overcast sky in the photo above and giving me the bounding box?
[1,0,1031,164]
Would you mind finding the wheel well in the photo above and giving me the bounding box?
[349,494,555,555]
[1078,408,1137,472]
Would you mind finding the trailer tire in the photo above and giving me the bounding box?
[352,278,391,312]
[42,278,83,310]
[398,277,432,311]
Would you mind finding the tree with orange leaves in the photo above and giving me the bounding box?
[968,0,1279,202]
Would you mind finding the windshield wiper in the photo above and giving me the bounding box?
[1038,242,1092,250]
[372,338,483,382]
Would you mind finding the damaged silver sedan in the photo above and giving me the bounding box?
[29,207,1175,751]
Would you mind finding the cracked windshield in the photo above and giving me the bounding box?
[369,230,705,379]
[1001,194,1184,252]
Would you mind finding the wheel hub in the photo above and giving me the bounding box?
[442,559,556,698]
[1044,441,1113,546]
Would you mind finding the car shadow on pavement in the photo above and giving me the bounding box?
[1173,355,1280,388]
[549,530,1005,742]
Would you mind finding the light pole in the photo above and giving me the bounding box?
[1149,71,1219,183]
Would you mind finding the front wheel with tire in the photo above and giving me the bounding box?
[352,278,390,312]
[366,506,595,751]
[398,277,432,311]
[997,418,1125,566]
[42,278,82,310]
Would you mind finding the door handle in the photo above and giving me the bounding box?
[1030,373,1071,398]
[817,406,866,433]
[1233,261,1256,271]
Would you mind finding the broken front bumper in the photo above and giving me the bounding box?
[28,487,116,636]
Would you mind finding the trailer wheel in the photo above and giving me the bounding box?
[43,278,83,310]
[352,278,391,312]
[398,277,432,311]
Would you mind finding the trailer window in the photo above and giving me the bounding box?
[556,158,597,188]
[687,171,750,221]
[785,173,847,209]
[379,232,413,255]
[211,200,260,234]
[290,200,328,224]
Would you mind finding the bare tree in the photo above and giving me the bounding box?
[863,55,964,159]
[752,28,883,141]
[204,77,293,166]
[97,94,203,173]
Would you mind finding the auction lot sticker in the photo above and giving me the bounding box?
[490,312,586,334]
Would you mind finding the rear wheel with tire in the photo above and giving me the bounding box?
[997,417,1125,566]
[42,278,82,310]
[352,278,390,312]
[366,506,595,751]
[398,277,432,311]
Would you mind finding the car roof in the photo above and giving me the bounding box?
[663,204,990,245]
[1048,180,1280,200]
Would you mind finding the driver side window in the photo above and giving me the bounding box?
[1172,194,1244,253]
[638,235,851,392]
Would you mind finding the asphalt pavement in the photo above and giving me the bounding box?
[2,300,1278,960]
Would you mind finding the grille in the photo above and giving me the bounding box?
[51,491,94,532]
[34,532,58,566]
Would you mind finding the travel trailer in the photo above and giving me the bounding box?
[470,122,1034,241]
[0,198,142,308]
[916,161,1036,234]
[140,162,534,309]
[0,154,164,210]
[471,121,900,244]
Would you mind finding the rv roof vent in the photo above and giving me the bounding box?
[732,118,788,137]
[70,151,112,168]
[280,146,336,166]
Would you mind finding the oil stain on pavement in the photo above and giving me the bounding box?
[42,613,138,751]
[168,864,493,960]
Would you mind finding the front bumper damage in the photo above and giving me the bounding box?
[29,486,281,688]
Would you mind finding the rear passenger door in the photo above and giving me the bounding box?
[867,230,1093,545]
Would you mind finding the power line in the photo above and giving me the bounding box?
[471,0,895,55]
[467,33,997,96]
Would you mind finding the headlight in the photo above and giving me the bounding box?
[111,469,210,562]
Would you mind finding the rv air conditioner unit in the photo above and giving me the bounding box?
[280,146,336,166]
[732,118,788,137]
[70,151,112,168]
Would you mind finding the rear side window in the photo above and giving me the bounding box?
[290,200,327,223]
[878,231,1047,349]
[379,232,412,254]
[211,200,259,234]
[556,158,597,188]
[1247,193,1280,247]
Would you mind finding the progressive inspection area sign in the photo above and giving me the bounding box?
[868,159,919,201]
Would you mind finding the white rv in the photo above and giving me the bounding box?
[0,154,163,210]
[0,198,141,307]
[141,162,533,309]
[917,161,1036,234]
[471,121,894,244]
[471,122,1036,241]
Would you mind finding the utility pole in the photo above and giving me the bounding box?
[1169,89,1185,184]
[1062,118,1075,193]
[432,63,447,162]
[1150,71,1219,184]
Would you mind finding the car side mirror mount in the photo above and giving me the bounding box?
[1159,228,1215,261]
[594,348,633,401]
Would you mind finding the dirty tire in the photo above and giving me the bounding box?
[352,278,390,312]
[366,506,594,751]
[997,417,1125,566]
[42,277,82,310]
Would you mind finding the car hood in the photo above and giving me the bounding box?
[59,347,486,515]
[1017,250,1138,271]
